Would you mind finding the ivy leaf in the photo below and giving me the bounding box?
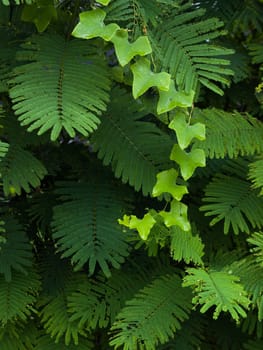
[157,80,195,114]
[96,0,111,5]
[72,9,119,41]
[170,145,206,180]
[152,168,188,200]
[118,213,156,240]
[131,58,170,99]
[21,1,57,33]
[111,30,152,67]
[169,113,206,150]
[159,200,191,231]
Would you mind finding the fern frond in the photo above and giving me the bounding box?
[0,141,9,160]
[249,41,263,65]
[244,339,263,350]
[91,88,173,195]
[0,217,33,282]
[9,33,111,141]
[52,181,130,277]
[1,0,34,4]
[110,274,192,350]
[170,226,204,265]
[248,158,263,195]
[40,288,86,346]
[183,267,250,322]
[67,259,165,330]
[0,321,37,350]
[0,269,40,325]
[192,108,263,159]
[151,6,233,95]
[200,174,263,234]
[247,232,263,266]
[158,312,205,350]
[35,333,94,350]
[196,0,263,33]
[219,255,263,321]
[0,144,47,196]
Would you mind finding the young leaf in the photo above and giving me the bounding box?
[169,113,206,150]
[72,9,119,41]
[170,144,206,180]
[118,213,156,241]
[159,199,191,231]
[152,168,188,200]
[131,57,170,99]
[157,80,194,114]
[111,29,152,66]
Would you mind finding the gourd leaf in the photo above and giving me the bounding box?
[159,199,191,231]
[169,112,206,150]
[152,168,188,200]
[21,1,57,32]
[157,80,194,114]
[183,267,250,322]
[111,29,152,66]
[97,0,111,5]
[131,57,170,99]
[170,144,206,180]
[72,9,119,41]
[118,213,156,241]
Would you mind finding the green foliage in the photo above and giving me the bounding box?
[1,0,263,348]
[201,174,263,234]
[110,274,192,350]
[9,34,111,141]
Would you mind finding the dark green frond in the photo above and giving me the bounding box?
[35,333,94,350]
[247,232,263,266]
[91,88,173,195]
[52,181,130,276]
[1,0,34,4]
[110,274,192,350]
[0,269,40,325]
[0,321,36,350]
[183,266,250,322]
[0,144,47,196]
[170,226,204,265]
[0,141,9,160]
[9,34,111,141]
[151,6,233,95]
[192,108,263,159]
[249,41,263,65]
[244,339,263,350]
[0,217,33,282]
[200,174,263,234]
[248,158,263,195]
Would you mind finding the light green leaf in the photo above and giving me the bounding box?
[96,0,111,5]
[118,213,156,240]
[169,113,206,150]
[72,9,119,41]
[170,144,206,180]
[157,80,195,114]
[159,199,191,231]
[131,58,170,99]
[111,30,152,66]
[183,268,250,322]
[152,168,188,200]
